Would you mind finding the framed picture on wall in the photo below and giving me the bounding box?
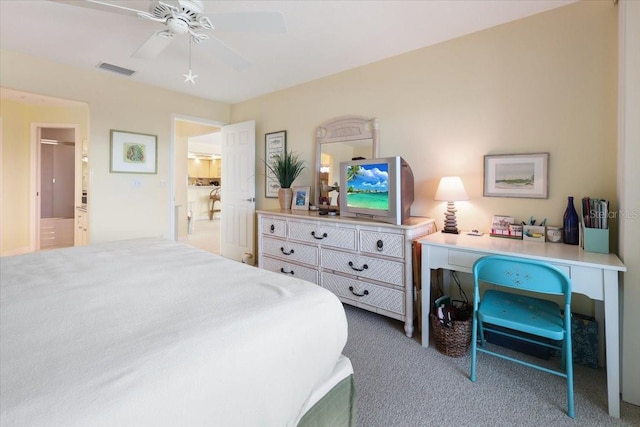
[110,130,157,174]
[292,186,310,210]
[484,152,549,198]
[265,130,286,197]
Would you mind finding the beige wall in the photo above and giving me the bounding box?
[0,49,230,249]
[234,2,618,241]
[0,98,89,254]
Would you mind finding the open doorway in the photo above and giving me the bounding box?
[34,126,79,251]
[186,131,222,254]
[173,118,222,255]
[172,116,256,262]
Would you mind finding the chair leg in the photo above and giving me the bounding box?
[470,315,478,382]
[566,335,575,418]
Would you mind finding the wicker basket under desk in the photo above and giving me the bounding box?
[429,313,472,357]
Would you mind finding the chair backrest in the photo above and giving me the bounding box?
[473,255,572,303]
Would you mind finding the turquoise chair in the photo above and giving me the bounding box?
[470,255,575,418]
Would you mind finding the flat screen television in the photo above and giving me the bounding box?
[338,156,414,225]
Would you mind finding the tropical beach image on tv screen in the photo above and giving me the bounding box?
[345,162,389,210]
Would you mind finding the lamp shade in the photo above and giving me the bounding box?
[434,176,468,201]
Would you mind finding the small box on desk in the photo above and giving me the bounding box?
[583,227,609,253]
[523,225,545,242]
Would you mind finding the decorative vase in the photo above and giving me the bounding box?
[563,196,580,245]
[278,188,293,210]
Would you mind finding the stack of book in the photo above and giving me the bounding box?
[581,197,609,253]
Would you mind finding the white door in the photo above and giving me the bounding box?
[220,120,256,263]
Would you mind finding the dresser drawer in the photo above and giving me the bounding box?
[288,221,356,250]
[261,217,287,238]
[261,236,318,266]
[322,272,404,315]
[360,230,404,259]
[321,248,403,286]
[261,256,318,284]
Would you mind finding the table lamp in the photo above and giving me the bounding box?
[434,176,468,234]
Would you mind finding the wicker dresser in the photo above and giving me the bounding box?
[257,210,435,338]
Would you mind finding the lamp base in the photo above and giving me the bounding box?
[441,201,460,235]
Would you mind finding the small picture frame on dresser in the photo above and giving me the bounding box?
[292,186,310,210]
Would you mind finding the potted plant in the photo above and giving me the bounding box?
[266,150,306,209]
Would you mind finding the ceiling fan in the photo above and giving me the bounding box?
[51,0,286,70]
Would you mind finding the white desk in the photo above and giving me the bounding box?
[419,233,626,418]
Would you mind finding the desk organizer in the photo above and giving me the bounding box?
[583,227,609,253]
[523,225,545,242]
[490,224,522,239]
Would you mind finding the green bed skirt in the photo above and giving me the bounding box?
[297,374,356,427]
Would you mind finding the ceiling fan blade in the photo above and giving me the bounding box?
[132,31,174,59]
[49,0,146,17]
[206,11,286,33]
[205,36,251,71]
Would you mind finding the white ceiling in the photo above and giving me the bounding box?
[0,0,576,105]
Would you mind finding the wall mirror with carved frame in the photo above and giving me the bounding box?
[314,116,379,208]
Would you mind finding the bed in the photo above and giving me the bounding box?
[0,238,355,427]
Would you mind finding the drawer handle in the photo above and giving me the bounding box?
[280,247,295,255]
[270,224,275,233]
[376,239,384,251]
[348,261,369,272]
[349,286,369,297]
[280,267,294,275]
[311,231,328,240]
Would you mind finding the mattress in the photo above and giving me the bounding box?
[0,238,350,427]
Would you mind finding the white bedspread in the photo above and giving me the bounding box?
[0,238,348,427]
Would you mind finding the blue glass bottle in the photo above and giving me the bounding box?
[563,196,580,245]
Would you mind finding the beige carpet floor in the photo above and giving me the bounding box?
[183,218,220,255]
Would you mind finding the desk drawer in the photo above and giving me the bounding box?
[447,249,572,278]
[448,250,483,269]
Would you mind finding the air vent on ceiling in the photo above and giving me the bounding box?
[98,62,136,76]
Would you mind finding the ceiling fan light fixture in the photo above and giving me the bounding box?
[166,16,190,35]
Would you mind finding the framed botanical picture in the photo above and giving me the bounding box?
[292,186,310,210]
[484,153,549,199]
[110,130,157,174]
[265,130,286,197]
